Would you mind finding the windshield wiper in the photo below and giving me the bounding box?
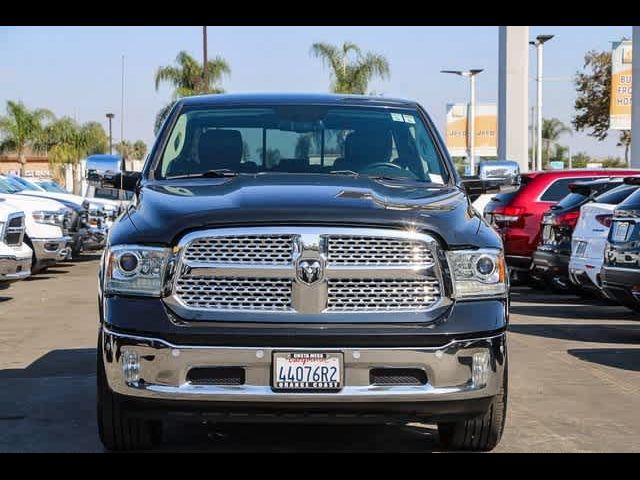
[329,169,360,176]
[166,169,239,180]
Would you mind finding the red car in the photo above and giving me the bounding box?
[483,169,639,282]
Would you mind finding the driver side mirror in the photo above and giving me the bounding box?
[460,160,521,201]
[85,154,140,192]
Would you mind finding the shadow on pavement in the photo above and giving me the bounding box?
[0,295,11,303]
[65,254,102,265]
[567,348,640,372]
[0,348,95,379]
[509,304,637,320]
[509,324,640,344]
[155,422,439,452]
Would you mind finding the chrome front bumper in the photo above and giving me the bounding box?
[31,236,71,269]
[102,327,505,403]
[0,255,31,282]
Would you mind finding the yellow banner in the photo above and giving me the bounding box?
[610,40,632,130]
[445,104,497,157]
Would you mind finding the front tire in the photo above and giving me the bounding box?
[96,337,162,451]
[437,361,508,451]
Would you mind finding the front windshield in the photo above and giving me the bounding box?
[156,105,449,184]
[9,175,42,191]
[0,177,22,194]
[38,180,68,193]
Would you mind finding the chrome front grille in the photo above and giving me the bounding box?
[170,227,443,316]
[327,278,441,311]
[327,236,434,265]
[3,213,25,246]
[175,277,292,311]
[183,235,293,264]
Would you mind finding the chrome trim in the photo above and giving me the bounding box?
[3,212,25,246]
[101,327,505,402]
[0,254,31,281]
[168,227,445,318]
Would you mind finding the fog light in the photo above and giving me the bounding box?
[472,351,490,388]
[122,350,140,383]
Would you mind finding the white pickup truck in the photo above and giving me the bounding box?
[0,199,32,287]
[0,177,70,273]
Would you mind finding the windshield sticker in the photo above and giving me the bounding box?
[390,112,404,122]
[402,114,416,124]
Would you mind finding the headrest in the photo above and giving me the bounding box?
[198,129,243,170]
[344,128,392,167]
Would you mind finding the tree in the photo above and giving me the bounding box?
[80,121,108,155]
[310,42,390,94]
[133,140,147,160]
[617,130,631,166]
[541,118,571,165]
[154,51,230,134]
[43,117,107,194]
[573,50,612,141]
[0,100,54,176]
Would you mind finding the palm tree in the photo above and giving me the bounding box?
[617,130,631,166]
[154,51,230,134]
[44,117,108,193]
[310,42,390,94]
[541,118,572,165]
[0,100,54,176]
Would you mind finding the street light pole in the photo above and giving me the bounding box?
[106,113,115,155]
[530,35,554,171]
[441,69,484,174]
[203,26,208,91]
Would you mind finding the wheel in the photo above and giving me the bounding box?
[437,360,508,451]
[96,337,162,451]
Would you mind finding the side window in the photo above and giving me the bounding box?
[540,177,596,202]
[161,114,187,176]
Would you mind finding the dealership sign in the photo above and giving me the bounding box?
[445,103,497,157]
[610,39,632,130]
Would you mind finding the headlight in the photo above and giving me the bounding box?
[446,248,507,299]
[32,209,66,226]
[0,221,5,239]
[104,245,172,296]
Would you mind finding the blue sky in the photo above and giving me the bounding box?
[0,26,632,158]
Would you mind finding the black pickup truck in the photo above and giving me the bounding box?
[88,93,517,451]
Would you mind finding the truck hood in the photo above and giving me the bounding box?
[110,174,501,249]
[0,193,67,214]
[17,190,85,207]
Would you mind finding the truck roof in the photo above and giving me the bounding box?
[179,92,418,108]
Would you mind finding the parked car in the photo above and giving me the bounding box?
[569,181,640,297]
[4,175,107,255]
[531,178,626,291]
[0,177,70,272]
[484,169,640,284]
[92,93,516,451]
[0,199,32,287]
[601,177,640,312]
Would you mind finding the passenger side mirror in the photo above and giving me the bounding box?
[460,160,521,201]
[85,154,140,192]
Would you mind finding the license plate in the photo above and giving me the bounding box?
[612,222,630,242]
[575,241,588,257]
[273,352,343,391]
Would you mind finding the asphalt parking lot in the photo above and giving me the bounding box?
[0,254,639,452]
